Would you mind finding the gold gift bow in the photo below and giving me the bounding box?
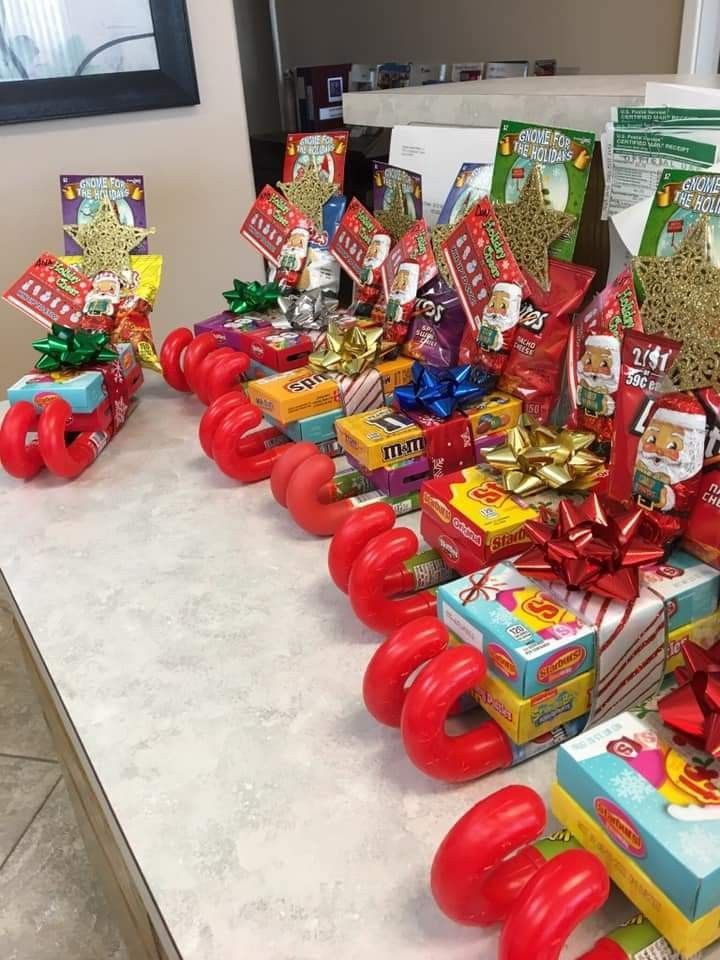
[308,319,393,377]
[484,414,605,497]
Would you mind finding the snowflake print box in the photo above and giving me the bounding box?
[557,706,720,922]
[437,561,597,698]
[6,342,142,433]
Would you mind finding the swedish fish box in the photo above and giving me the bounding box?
[438,562,596,697]
[472,667,593,743]
[556,706,720,923]
[420,465,539,574]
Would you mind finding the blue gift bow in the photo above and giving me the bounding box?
[394,362,496,420]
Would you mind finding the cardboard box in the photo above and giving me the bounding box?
[249,368,341,424]
[7,343,142,432]
[345,452,430,497]
[229,326,314,373]
[336,392,521,471]
[666,608,720,673]
[473,667,593,743]
[438,562,596,697]
[556,708,720,921]
[420,464,539,574]
[248,358,413,426]
[642,550,720,633]
[266,409,340,444]
[193,310,275,348]
[551,782,720,957]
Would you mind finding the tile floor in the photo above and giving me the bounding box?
[0,605,128,960]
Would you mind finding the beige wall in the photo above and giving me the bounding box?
[0,0,261,390]
[278,0,684,74]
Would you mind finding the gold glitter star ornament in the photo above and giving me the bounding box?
[64,197,155,278]
[376,187,417,242]
[494,163,574,290]
[633,216,720,390]
[277,165,337,230]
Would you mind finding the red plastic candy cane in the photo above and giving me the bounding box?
[431,786,547,925]
[211,403,290,483]
[285,452,361,536]
[348,526,437,632]
[269,442,322,507]
[38,398,101,479]
[182,332,226,397]
[327,502,399,592]
[160,327,194,392]
[500,850,610,960]
[203,352,251,405]
[192,348,237,405]
[363,617,451,727]
[0,402,44,480]
[400,645,513,782]
[198,392,250,458]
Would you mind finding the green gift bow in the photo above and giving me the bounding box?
[222,279,281,315]
[32,323,118,372]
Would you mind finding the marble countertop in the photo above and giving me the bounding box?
[0,381,633,959]
[343,73,720,134]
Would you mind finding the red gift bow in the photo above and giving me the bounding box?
[659,641,720,758]
[514,493,664,602]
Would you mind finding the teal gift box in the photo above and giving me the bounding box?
[437,562,596,698]
[7,343,136,413]
[642,550,719,632]
[556,703,720,921]
[266,408,340,444]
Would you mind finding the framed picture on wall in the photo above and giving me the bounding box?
[0,0,199,124]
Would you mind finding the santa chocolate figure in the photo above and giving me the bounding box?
[632,392,706,542]
[577,334,621,417]
[477,281,522,354]
[276,227,310,289]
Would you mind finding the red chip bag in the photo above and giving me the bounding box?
[682,388,720,567]
[609,330,704,547]
[567,268,642,450]
[444,198,528,377]
[499,260,595,423]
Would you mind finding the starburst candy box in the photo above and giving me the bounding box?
[437,561,597,697]
[640,549,719,633]
[556,705,720,923]
[420,465,540,573]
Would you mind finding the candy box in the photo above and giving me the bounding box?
[345,452,430,497]
[247,357,413,425]
[420,465,539,574]
[335,392,521,472]
[236,326,314,372]
[438,562,596,697]
[471,666,594,743]
[642,550,720,633]
[556,707,720,922]
[551,782,720,957]
[266,408,340,444]
[666,608,720,673]
[193,311,276,349]
[7,343,141,432]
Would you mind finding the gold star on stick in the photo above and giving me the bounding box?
[277,165,337,230]
[431,223,455,287]
[64,197,155,278]
[494,164,574,290]
[633,216,720,390]
[376,187,417,242]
